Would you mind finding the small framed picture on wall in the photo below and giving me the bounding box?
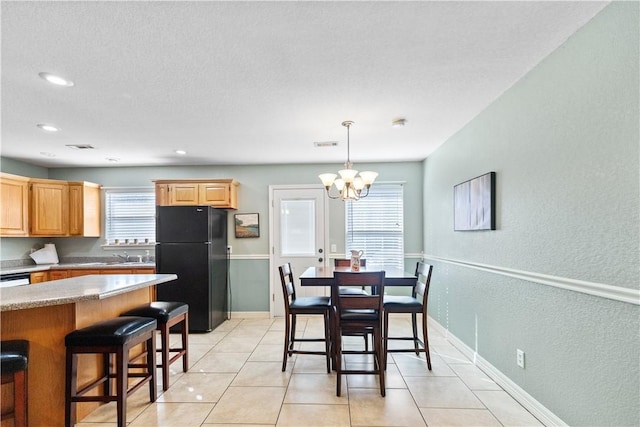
[234,213,260,238]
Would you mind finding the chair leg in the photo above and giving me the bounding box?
[421,313,432,370]
[147,334,157,402]
[375,326,385,397]
[282,313,291,371]
[181,313,189,372]
[102,353,111,398]
[13,369,27,427]
[335,332,342,397]
[323,311,331,374]
[160,322,171,391]
[116,347,127,427]
[412,312,420,355]
[65,350,77,427]
[290,314,297,353]
[383,311,390,370]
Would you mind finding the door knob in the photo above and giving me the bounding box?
[318,258,323,262]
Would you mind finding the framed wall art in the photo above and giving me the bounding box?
[454,172,496,231]
[234,213,260,238]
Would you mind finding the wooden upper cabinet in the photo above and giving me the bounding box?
[0,172,29,236]
[1,173,101,237]
[153,179,239,209]
[169,182,200,205]
[29,178,69,236]
[68,181,101,237]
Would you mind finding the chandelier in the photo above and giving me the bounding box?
[319,121,378,201]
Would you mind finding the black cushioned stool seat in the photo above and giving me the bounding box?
[120,301,189,391]
[65,316,157,427]
[1,340,29,427]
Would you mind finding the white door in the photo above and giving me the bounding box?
[270,185,328,317]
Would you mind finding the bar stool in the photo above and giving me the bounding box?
[383,262,434,370]
[279,263,332,373]
[120,301,189,391]
[65,316,157,427]
[1,340,29,427]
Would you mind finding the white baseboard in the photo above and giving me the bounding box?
[429,317,567,427]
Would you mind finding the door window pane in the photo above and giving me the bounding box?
[281,199,315,256]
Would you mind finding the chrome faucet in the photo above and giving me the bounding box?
[113,252,129,262]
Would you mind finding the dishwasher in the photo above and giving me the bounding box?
[0,272,31,288]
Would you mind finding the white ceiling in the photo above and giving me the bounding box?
[1,1,608,168]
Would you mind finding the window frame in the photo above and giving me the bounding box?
[103,187,156,248]
[344,183,405,268]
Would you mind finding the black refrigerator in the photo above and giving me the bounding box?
[155,206,228,332]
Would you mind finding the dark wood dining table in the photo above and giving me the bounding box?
[299,265,416,287]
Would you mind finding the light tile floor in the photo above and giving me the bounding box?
[76,316,544,426]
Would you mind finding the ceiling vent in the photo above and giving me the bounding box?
[66,144,95,150]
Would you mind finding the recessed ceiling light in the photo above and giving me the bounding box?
[37,123,60,132]
[40,152,56,157]
[38,72,74,87]
[175,150,187,155]
[66,144,95,150]
[392,118,407,128]
[106,158,120,163]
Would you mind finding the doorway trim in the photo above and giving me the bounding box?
[268,184,330,318]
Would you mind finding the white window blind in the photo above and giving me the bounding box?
[104,189,156,243]
[345,183,404,268]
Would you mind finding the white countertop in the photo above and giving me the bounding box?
[0,274,177,312]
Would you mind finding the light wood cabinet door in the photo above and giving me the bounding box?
[69,269,102,277]
[49,270,69,281]
[30,271,49,283]
[153,179,239,209]
[99,269,134,274]
[199,182,233,207]
[69,182,101,237]
[168,183,199,205]
[0,173,29,236]
[133,268,155,274]
[155,183,170,206]
[29,179,69,236]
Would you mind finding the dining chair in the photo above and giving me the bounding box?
[383,262,433,370]
[332,271,386,397]
[278,263,332,373]
[334,258,369,295]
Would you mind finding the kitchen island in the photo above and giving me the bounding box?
[0,273,177,426]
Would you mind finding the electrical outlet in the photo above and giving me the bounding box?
[330,244,337,253]
[516,349,525,368]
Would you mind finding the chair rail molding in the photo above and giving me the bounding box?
[423,255,639,305]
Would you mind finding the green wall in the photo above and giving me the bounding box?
[422,3,639,425]
[1,161,423,312]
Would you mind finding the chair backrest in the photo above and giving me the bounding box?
[278,263,297,312]
[414,262,434,306]
[332,271,385,321]
[334,258,367,267]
